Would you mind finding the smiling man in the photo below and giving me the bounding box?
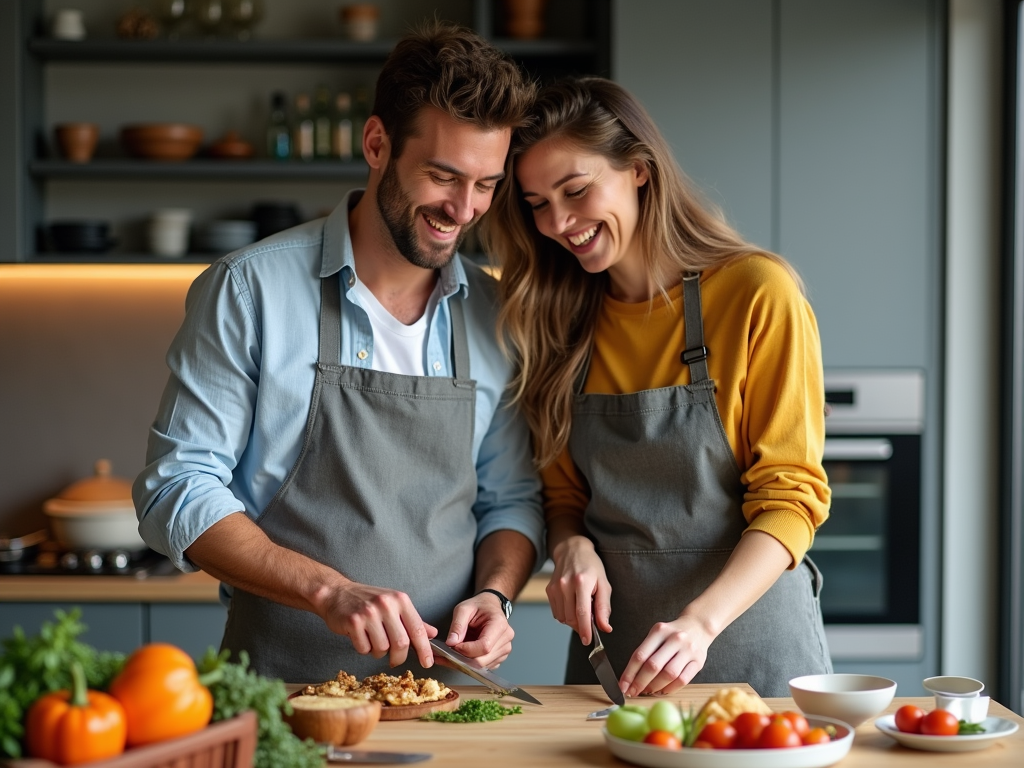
[133,22,543,683]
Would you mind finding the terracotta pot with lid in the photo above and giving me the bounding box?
[43,459,147,551]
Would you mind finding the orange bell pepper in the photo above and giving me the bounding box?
[108,642,217,746]
[25,661,127,766]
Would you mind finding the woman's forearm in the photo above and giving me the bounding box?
[680,530,794,638]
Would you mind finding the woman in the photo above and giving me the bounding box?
[484,77,832,698]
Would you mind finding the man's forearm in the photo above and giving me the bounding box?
[185,512,348,618]
[473,529,537,599]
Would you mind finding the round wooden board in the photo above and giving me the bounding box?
[379,689,461,721]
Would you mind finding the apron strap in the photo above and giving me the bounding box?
[448,295,471,382]
[681,272,709,383]
[319,274,343,366]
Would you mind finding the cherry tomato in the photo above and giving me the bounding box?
[895,704,926,734]
[692,740,714,749]
[757,716,803,749]
[732,712,771,748]
[696,720,737,750]
[919,709,959,736]
[643,730,682,750]
[781,711,810,738]
[802,727,833,745]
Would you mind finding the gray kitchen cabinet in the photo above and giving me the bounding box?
[148,603,227,661]
[0,602,144,653]
[502,603,573,685]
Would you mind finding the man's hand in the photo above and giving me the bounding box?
[317,582,438,670]
[445,592,514,668]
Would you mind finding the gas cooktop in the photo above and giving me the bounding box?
[0,541,177,578]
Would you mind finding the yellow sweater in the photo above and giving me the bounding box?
[542,254,831,565]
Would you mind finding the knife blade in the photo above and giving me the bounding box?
[589,615,625,706]
[428,638,543,705]
[326,747,432,764]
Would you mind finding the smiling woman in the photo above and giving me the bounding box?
[483,77,832,698]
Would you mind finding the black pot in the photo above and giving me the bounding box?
[251,202,300,240]
[48,221,116,253]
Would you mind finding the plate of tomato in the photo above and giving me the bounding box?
[602,714,854,768]
[876,707,1019,753]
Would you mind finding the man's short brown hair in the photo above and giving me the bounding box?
[373,20,536,158]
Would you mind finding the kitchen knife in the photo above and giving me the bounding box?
[428,638,543,705]
[326,747,432,763]
[589,615,625,706]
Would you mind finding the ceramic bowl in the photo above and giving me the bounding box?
[789,673,897,727]
[121,123,203,161]
[283,694,381,746]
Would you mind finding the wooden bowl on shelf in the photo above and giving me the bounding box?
[121,123,203,161]
[283,694,381,746]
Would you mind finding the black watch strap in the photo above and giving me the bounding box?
[477,588,512,619]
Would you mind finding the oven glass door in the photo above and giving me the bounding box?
[813,434,921,624]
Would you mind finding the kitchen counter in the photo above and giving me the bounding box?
[283,684,1024,767]
[0,570,553,604]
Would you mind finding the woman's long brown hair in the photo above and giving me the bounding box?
[483,77,803,469]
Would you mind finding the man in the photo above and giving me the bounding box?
[133,22,543,683]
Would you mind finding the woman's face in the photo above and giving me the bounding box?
[516,138,648,277]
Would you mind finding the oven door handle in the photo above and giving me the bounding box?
[823,438,893,461]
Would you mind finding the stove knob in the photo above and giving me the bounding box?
[60,551,80,570]
[108,550,130,570]
[83,550,104,571]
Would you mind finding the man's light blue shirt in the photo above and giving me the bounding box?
[134,191,544,589]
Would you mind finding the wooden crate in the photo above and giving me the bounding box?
[3,710,257,768]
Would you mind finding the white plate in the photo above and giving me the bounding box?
[875,715,1019,752]
[603,716,854,768]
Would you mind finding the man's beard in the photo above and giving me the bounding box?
[376,159,472,269]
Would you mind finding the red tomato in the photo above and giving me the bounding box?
[692,740,714,749]
[696,720,737,750]
[643,730,682,750]
[781,711,810,738]
[802,727,833,745]
[920,709,959,736]
[732,712,771,748]
[757,717,803,749]
[895,704,926,734]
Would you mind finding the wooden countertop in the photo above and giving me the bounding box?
[280,684,1024,767]
[0,570,553,604]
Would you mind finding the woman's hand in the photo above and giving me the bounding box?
[619,615,715,697]
[546,533,612,645]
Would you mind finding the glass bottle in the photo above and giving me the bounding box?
[333,92,353,162]
[312,84,333,160]
[293,93,314,161]
[192,0,225,38]
[266,91,290,160]
[224,0,263,40]
[351,87,370,161]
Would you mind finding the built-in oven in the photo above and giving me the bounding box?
[815,370,924,662]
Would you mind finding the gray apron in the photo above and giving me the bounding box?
[221,270,478,684]
[564,274,832,697]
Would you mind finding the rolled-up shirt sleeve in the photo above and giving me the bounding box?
[133,262,260,571]
[471,381,545,572]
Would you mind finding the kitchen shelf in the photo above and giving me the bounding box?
[30,158,371,181]
[27,37,597,65]
[29,253,218,264]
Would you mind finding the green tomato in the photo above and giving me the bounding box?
[647,700,683,734]
[620,704,650,715]
[607,708,650,742]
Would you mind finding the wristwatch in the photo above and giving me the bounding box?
[477,588,513,619]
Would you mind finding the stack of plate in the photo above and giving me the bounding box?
[198,220,258,254]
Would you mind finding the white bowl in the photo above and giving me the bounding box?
[789,673,897,727]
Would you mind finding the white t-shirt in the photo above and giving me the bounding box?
[348,278,442,376]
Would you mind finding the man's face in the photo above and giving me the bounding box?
[376,107,511,269]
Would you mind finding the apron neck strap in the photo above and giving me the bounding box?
[319,274,471,380]
[681,273,709,383]
[448,294,471,381]
[319,274,343,366]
